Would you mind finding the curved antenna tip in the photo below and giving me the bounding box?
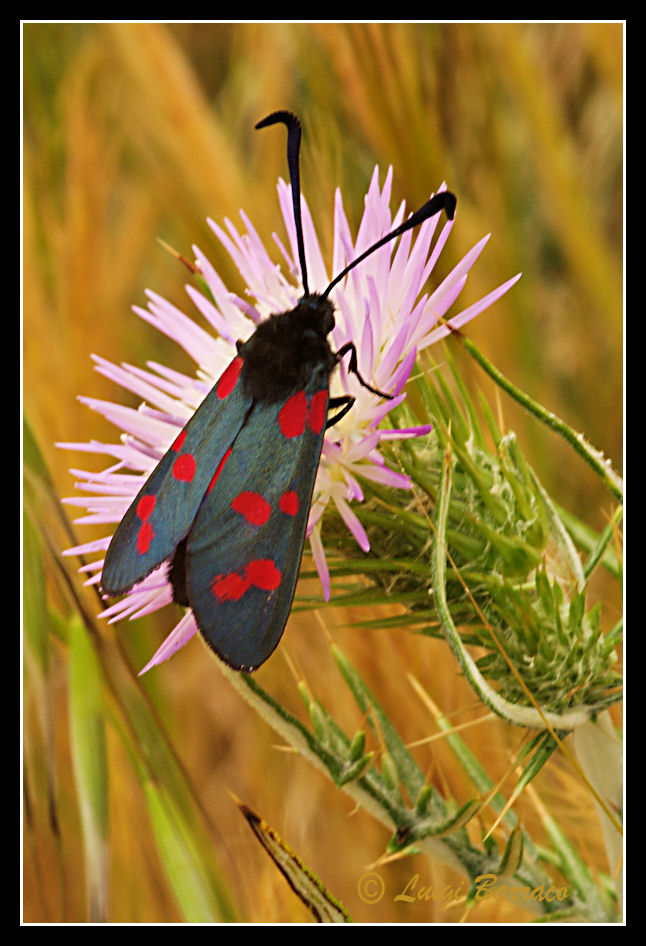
[322,190,457,300]
[254,110,309,296]
[255,110,301,132]
[443,192,457,221]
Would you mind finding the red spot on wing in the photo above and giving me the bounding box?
[279,490,300,516]
[136,521,154,555]
[307,390,328,434]
[172,430,186,452]
[279,390,308,438]
[172,453,196,482]
[211,571,249,602]
[137,494,156,521]
[136,495,156,552]
[246,559,281,591]
[231,491,271,526]
[211,558,282,602]
[217,357,243,400]
[207,447,232,493]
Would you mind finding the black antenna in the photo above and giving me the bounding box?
[255,111,310,296]
[256,111,457,303]
[321,191,456,301]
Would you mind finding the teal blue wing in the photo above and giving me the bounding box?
[101,356,252,595]
[183,372,329,670]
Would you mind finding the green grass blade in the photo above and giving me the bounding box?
[235,798,351,923]
[68,614,110,922]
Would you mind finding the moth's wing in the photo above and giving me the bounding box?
[184,373,330,670]
[102,356,251,595]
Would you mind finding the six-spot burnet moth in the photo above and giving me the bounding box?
[101,110,456,672]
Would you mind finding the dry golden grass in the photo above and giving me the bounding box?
[23,22,622,923]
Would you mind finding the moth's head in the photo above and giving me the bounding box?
[297,292,336,338]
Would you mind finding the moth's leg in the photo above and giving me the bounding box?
[335,341,393,399]
[326,395,355,429]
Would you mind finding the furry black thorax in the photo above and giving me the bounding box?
[240,293,338,403]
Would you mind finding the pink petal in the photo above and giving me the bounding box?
[138,611,198,674]
[422,273,522,347]
[308,525,331,602]
[335,496,370,552]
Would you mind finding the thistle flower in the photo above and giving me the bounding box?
[59,166,520,672]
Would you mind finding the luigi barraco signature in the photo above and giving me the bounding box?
[357,871,569,908]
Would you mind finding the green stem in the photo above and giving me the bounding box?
[457,334,623,502]
[581,505,624,580]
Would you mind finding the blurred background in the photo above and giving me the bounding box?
[23,22,623,923]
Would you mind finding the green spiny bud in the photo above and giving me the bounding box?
[308,700,328,742]
[414,783,434,815]
[349,730,366,762]
[338,753,374,786]
[380,751,399,791]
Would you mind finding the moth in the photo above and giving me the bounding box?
[101,110,456,671]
